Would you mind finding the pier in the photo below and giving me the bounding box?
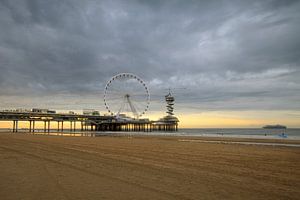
[0,111,178,133]
[0,74,179,133]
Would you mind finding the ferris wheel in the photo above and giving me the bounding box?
[104,73,150,119]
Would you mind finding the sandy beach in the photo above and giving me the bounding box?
[0,133,299,200]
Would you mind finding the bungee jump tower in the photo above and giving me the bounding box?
[152,90,179,131]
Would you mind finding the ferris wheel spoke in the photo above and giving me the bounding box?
[133,102,142,114]
[124,102,130,114]
[130,95,148,101]
[104,96,124,101]
[104,94,124,98]
[106,93,124,97]
[117,97,126,115]
[131,96,149,105]
[132,101,146,108]
[130,98,146,113]
[131,97,148,103]
[130,93,148,97]
[106,87,123,94]
[105,100,123,107]
[134,100,148,114]
[107,81,126,92]
[105,90,125,94]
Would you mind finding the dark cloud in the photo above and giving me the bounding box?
[0,0,300,113]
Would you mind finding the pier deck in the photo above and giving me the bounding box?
[0,112,178,133]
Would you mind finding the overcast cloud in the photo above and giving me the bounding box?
[0,0,300,113]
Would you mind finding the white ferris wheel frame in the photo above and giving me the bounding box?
[103,73,150,118]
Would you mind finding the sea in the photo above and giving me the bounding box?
[178,128,300,140]
[1,128,300,140]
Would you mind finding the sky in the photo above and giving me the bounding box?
[0,0,300,128]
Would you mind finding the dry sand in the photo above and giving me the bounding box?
[0,133,299,200]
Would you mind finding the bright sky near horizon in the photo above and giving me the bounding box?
[0,0,300,128]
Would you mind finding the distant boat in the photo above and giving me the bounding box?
[263,124,287,129]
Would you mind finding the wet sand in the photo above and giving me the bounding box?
[0,133,299,200]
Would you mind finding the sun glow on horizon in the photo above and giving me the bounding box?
[176,111,300,128]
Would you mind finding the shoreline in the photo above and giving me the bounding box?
[1,127,299,140]
[0,131,300,147]
[1,127,299,139]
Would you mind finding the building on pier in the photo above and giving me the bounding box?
[32,108,56,114]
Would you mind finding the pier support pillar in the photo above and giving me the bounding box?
[12,120,15,132]
[44,121,46,132]
[29,121,32,133]
[32,121,35,133]
[12,120,18,133]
